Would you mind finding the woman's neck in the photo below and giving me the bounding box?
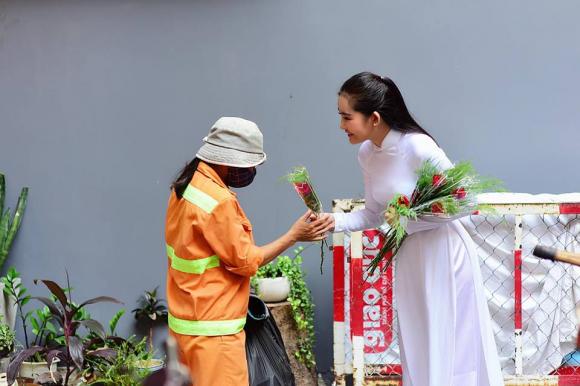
[370,124,391,148]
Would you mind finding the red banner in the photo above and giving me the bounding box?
[361,229,394,354]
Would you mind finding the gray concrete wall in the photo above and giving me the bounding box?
[1,0,579,376]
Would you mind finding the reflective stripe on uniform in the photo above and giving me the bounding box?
[183,185,218,214]
[166,244,220,274]
[168,313,246,336]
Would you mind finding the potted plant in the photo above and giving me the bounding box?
[1,268,49,382]
[85,336,152,386]
[131,287,166,373]
[0,174,28,331]
[252,246,317,369]
[7,274,121,386]
[81,309,147,384]
[1,269,79,384]
[252,268,291,303]
[83,309,166,385]
[0,317,15,378]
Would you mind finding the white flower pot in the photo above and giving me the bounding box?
[256,277,290,303]
[19,360,49,379]
[135,358,165,373]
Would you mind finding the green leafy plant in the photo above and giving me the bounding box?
[108,309,125,337]
[7,273,122,386]
[131,287,167,323]
[0,173,28,273]
[132,287,167,353]
[29,305,57,348]
[2,268,93,353]
[1,268,32,348]
[253,247,316,369]
[85,335,152,386]
[0,317,15,358]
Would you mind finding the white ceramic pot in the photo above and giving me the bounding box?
[256,277,290,303]
[19,361,49,379]
[135,358,165,373]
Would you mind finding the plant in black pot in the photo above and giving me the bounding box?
[131,287,167,373]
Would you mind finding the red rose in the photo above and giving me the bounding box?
[397,195,410,207]
[452,187,467,200]
[431,202,444,214]
[432,174,445,187]
[294,183,312,196]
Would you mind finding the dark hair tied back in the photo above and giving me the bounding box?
[339,72,435,141]
[171,158,201,199]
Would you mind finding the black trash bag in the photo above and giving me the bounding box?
[245,295,296,386]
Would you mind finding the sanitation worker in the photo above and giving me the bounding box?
[165,117,333,385]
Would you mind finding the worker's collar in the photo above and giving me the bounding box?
[197,161,236,195]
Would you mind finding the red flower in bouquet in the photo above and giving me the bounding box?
[294,182,312,196]
[432,174,445,187]
[452,187,467,200]
[397,195,410,207]
[431,202,444,214]
[369,160,504,274]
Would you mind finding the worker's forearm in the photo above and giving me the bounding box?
[257,232,295,267]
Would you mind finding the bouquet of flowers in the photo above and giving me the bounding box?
[369,160,503,274]
[286,166,323,213]
[285,166,328,273]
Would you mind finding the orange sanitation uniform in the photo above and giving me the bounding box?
[165,161,264,386]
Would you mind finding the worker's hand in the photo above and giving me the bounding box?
[287,210,335,243]
[309,212,335,233]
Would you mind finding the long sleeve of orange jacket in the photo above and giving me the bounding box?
[203,196,264,277]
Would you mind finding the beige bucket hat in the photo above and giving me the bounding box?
[196,117,267,168]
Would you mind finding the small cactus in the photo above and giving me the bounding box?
[0,173,28,272]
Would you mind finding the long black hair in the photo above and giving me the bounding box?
[339,72,435,141]
[171,157,201,199]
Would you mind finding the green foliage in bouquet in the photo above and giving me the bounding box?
[370,160,504,274]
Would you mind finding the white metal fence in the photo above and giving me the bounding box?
[332,194,580,386]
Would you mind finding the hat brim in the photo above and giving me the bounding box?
[196,142,267,168]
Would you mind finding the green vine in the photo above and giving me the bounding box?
[253,246,316,369]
